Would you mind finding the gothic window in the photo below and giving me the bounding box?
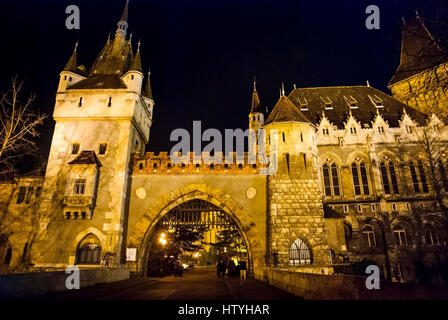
[76,234,102,265]
[16,186,26,204]
[350,127,357,135]
[323,164,331,196]
[417,160,429,193]
[362,225,376,247]
[438,160,448,190]
[409,162,420,192]
[389,162,399,194]
[393,225,408,246]
[74,179,86,195]
[378,126,384,134]
[323,163,341,196]
[351,162,370,196]
[380,162,390,194]
[424,226,440,246]
[322,128,329,135]
[289,238,312,265]
[380,161,399,195]
[351,163,361,195]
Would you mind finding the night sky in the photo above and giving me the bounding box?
[0,0,446,168]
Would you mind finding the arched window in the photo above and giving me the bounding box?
[424,225,440,246]
[393,225,408,246]
[351,162,370,195]
[76,234,102,265]
[322,163,341,197]
[409,161,420,192]
[410,160,429,193]
[362,225,376,247]
[289,238,312,265]
[438,160,448,190]
[380,162,390,194]
[380,161,399,195]
[351,163,361,195]
[417,160,429,193]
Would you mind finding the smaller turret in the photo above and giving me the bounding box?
[122,40,143,93]
[57,42,86,92]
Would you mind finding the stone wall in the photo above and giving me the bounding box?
[254,267,448,300]
[0,268,130,299]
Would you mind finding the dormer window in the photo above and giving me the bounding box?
[321,97,333,110]
[345,96,358,109]
[298,97,308,111]
[369,95,383,108]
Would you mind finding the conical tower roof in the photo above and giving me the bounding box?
[64,42,78,72]
[250,80,262,113]
[265,95,312,125]
[389,13,446,86]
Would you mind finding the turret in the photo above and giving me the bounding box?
[122,40,143,93]
[57,42,86,92]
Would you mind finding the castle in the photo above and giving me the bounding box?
[1,3,447,284]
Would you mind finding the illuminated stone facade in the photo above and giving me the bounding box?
[1,5,447,284]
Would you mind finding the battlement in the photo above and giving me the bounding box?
[132,152,269,175]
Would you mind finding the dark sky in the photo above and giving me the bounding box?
[0,0,446,166]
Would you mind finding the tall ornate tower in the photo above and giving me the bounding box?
[264,88,330,267]
[248,80,264,157]
[34,1,154,268]
[388,13,448,119]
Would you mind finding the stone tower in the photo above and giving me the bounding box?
[248,80,264,157]
[34,1,154,268]
[263,88,330,267]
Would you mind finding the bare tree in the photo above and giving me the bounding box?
[0,77,46,177]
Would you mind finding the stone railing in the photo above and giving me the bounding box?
[254,267,448,300]
[0,268,130,299]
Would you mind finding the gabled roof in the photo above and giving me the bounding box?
[264,95,312,125]
[68,151,102,166]
[286,86,427,128]
[389,14,446,86]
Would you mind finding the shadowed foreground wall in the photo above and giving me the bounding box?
[0,268,130,299]
[254,267,448,299]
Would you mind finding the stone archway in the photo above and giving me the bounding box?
[127,184,264,275]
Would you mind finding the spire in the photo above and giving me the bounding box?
[144,69,153,99]
[250,77,262,113]
[130,40,142,71]
[121,0,129,22]
[64,41,78,72]
[281,82,285,96]
[116,0,129,39]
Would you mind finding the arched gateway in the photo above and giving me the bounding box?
[126,184,266,276]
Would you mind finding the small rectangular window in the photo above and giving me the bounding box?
[74,179,86,195]
[357,204,362,213]
[343,205,349,213]
[25,187,34,204]
[371,204,376,212]
[16,186,26,204]
[35,186,42,198]
[392,203,397,211]
[107,97,112,107]
[71,143,80,154]
[99,143,107,155]
[378,126,384,134]
[78,97,83,107]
